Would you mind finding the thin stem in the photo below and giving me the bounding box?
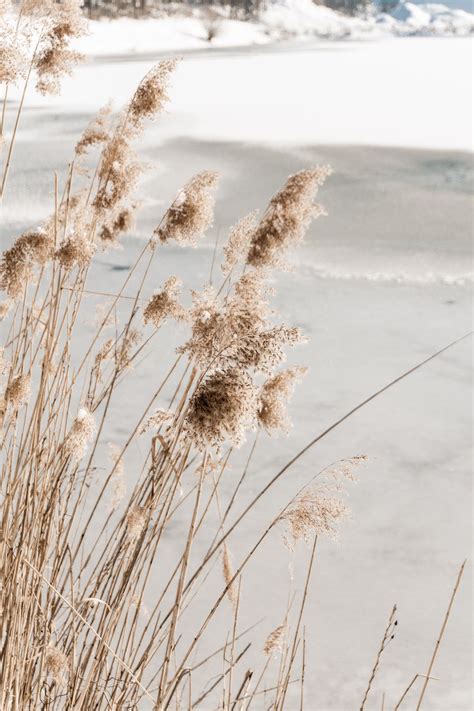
[415,560,466,710]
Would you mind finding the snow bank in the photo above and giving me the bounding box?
[260,0,359,37]
[379,1,474,34]
[262,0,474,37]
[74,0,474,57]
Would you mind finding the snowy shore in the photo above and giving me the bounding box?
[74,0,474,59]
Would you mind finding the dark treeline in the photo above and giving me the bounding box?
[82,0,376,19]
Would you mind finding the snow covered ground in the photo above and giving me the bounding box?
[2,23,473,711]
[74,0,474,59]
[12,37,472,161]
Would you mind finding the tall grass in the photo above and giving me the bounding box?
[0,2,467,709]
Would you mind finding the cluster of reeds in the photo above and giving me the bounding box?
[0,6,354,706]
[0,2,466,709]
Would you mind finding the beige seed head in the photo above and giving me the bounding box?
[221,210,258,276]
[93,134,141,214]
[324,455,368,485]
[126,507,147,541]
[246,167,331,268]
[127,59,178,133]
[143,276,186,328]
[5,373,30,410]
[75,101,112,157]
[140,408,175,435]
[0,299,11,320]
[222,544,237,606]
[63,407,95,463]
[258,366,308,433]
[44,645,68,684]
[115,328,142,372]
[93,338,114,380]
[280,489,348,548]
[263,623,286,656]
[184,367,259,451]
[108,443,126,512]
[55,232,96,270]
[34,0,86,95]
[99,205,135,246]
[0,228,55,298]
[154,171,218,246]
[0,41,27,85]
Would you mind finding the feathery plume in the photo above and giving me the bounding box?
[278,457,366,548]
[0,299,11,320]
[280,490,348,547]
[55,231,95,270]
[75,102,112,157]
[126,507,147,541]
[99,205,135,246]
[115,328,141,372]
[258,366,308,433]
[179,271,268,370]
[140,408,175,435]
[221,211,258,276]
[246,167,331,268]
[4,373,30,410]
[324,455,368,484]
[263,623,286,656]
[127,59,178,133]
[222,544,237,606]
[181,270,304,374]
[0,40,27,85]
[93,134,141,214]
[92,61,177,215]
[21,0,54,16]
[34,0,86,95]
[184,368,259,450]
[0,227,54,298]
[245,325,305,375]
[93,338,114,382]
[108,443,126,512]
[143,276,186,328]
[44,646,68,685]
[63,407,95,463]
[154,171,218,246]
